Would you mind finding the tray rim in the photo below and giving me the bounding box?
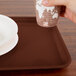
[0,17,71,70]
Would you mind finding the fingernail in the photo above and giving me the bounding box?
[42,0,49,5]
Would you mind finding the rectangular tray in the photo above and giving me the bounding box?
[0,17,71,70]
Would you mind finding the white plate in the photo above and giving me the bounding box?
[0,34,19,56]
[0,14,18,47]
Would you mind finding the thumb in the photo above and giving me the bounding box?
[42,0,67,6]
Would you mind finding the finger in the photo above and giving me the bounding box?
[42,0,67,6]
[64,8,73,20]
[64,13,68,18]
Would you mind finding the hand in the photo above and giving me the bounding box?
[42,0,76,23]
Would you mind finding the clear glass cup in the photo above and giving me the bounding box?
[35,0,60,28]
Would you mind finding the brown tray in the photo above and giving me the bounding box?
[0,17,71,70]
